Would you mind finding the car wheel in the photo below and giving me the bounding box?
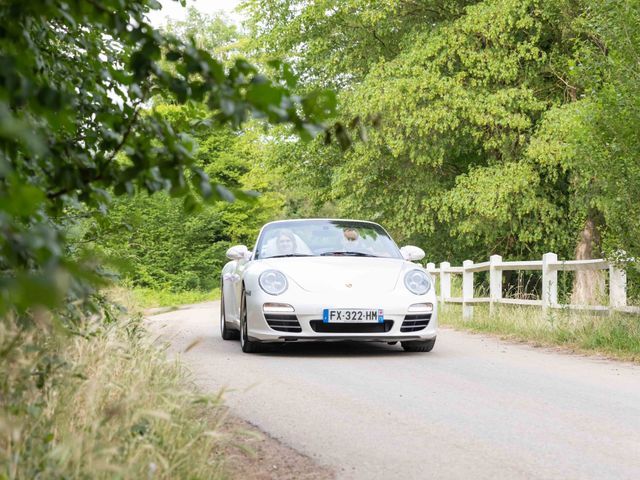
[220,282,239,340]
[401,338,436,352]
[240,291,263,353]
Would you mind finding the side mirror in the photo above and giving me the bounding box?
[400,245,425,262]
[226,245,252,261]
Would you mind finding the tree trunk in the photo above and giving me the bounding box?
[571,215,605,305]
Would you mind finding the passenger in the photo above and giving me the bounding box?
[275,230,297,255]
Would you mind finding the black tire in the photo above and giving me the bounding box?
[401,338,436,352]
[240,291,263,353]
[220,282,239,340]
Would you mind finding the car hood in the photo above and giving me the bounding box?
[259,257,410,293]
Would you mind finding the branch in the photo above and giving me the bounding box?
[106,107,140,163]
[47,108,140,200]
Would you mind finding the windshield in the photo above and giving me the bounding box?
[254,220,402,260]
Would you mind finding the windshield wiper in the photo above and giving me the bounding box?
[268,253,314,258]
[320,251,380,257]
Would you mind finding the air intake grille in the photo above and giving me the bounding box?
[310,320,393,333]
[264,313,302,333]
[400,314,431,332]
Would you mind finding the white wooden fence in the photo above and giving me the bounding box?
[426,253,640,318]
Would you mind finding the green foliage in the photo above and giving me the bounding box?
[248,0,640,270]
[164,6,241,58]
[334,0,587,259]
[97,191,227,291]
[92,101,285,293]
[526,1,640,258]
[0,0,347,317]
[244,0,473,88]
[89,10,296,297]
[95,155,282,293]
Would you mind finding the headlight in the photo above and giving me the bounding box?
[259,270,288,295]
[404,269,431,295]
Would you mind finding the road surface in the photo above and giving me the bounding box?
[147,302,640,480]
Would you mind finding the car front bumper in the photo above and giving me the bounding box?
[245,289,438,343]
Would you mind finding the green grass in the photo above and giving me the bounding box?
[109,286,221,310]
[439,304,640,362]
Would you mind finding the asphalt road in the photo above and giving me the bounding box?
[148,302,640,480]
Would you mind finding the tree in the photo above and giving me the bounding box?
[0,0,343,316]
[243,0,475,89]
[90,9,291,294]
[96,110,286,293]
[247,0,640,276]
[525,0,640,301]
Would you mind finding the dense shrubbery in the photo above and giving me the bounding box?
[82,12,289,295]
[92,109,286,293]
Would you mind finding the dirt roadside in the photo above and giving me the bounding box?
[219,413,334,480]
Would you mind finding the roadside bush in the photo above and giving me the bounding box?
[0,307,225,479]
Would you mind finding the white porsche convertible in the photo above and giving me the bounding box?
[220,219,437,353]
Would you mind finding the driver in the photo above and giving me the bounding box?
[342,228,375,254]
[342,228,362,249]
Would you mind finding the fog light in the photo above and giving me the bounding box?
[408,303,433,313]
[263,303,295,313]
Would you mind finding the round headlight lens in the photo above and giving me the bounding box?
[404,269,431,295]
[259,270,288,295]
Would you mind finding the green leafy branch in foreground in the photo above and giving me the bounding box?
[0,0,355,317]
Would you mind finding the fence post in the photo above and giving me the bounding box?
[440,261,451,305]
[462,260,474,320]
[542,252,558,311]
[489,255,502,313]
[609,264,627,310]
[426,262,437,297]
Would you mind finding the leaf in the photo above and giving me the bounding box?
[182,194,201,213]
[215,184,235,202]
[0,181,45,217]
[246,82,283,110]
[230,188,260,204]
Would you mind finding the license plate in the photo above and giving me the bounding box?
[322,309,384,323]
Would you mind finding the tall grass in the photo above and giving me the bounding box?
[440,304,640,362]
[0,313,226,479]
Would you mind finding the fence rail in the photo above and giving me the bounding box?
[425,253,640,318]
